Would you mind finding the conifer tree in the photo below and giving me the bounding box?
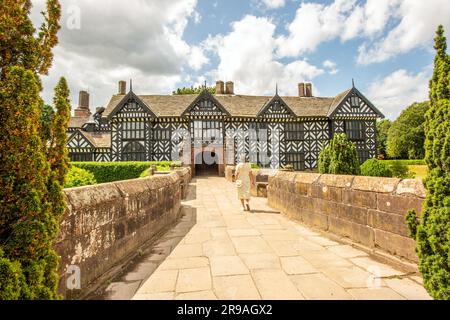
[406,25,450,300]
[0,1,63,299]
[318,133,360,175]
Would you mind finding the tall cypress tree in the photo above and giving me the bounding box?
[0,1,62,299]
[407,25,450,300]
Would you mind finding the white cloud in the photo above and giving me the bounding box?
[204,15,324,96]
[261,0,286,9]
[30,0,205,110]
[323,60,339,75]
[357,0,450,65]
[367,69,430,119]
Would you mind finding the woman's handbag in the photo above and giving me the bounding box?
[235,179,243,188]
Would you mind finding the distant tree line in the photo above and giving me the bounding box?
[376,101,429,160]
[172,85,215,95]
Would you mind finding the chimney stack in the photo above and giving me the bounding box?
[298,83,305,97]
[74,90,92,117]
[305,83,313,97]
[118,80,126,95]
[225,81,234,95]
[216,81,224,94]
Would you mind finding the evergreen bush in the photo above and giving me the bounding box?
[405,25,450,300]
[360,159,393,177]
[64,167,97,188]
[318,133,360,175]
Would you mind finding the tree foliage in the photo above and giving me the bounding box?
[0,0,61,77]
[406,25,450,300]
[0,1,64,300]
[318,133,360,175]
[386,101,429,159]
[172,85,215,95]
[376,119,391,158]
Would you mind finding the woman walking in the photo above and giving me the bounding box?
[235,154,255,212]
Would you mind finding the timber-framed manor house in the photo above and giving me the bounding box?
[67,80,384,175]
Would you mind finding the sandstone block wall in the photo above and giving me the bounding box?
[56,168,191,298]
[268,172,426,263]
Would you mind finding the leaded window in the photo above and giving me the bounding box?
[345,121,364,141]
[191,121,223,143]
[357,149,369,164]
[285,123,304,141]
[285,152,305,171]
[122,141,145,161]
[122,121,145,140]
[350,96,360,108]
[70,153,93,162]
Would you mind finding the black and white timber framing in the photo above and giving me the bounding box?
[67,82,384,171]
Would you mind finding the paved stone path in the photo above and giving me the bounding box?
[129,176,431,300]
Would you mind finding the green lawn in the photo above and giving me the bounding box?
[408,165,428,180]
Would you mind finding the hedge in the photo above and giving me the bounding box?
[71,162,173,184]
[64,167,97,188]
[381,159,426,166]
[360,159,393,177]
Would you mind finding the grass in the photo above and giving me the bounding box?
[381,159,426,166]
[408,165,428,180]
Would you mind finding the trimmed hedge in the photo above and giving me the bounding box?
[71,162,172,184]
[381,159,426,166]
[64,167,97,188]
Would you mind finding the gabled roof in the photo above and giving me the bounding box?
[69,116,90,128]
[257,95,296,117]
[182,91,231,117]
[327,87,384,118]
[97,86,383,119]
[104,91,156,120]
[68,130,111,149]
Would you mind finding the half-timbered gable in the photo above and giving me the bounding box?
[67,80,384,174]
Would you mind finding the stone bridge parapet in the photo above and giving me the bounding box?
[268,172,426,263]
[56,167,191,298]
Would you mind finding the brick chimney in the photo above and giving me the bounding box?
[74,90,92,117]
[216,81,224,94]
[225,81,234,95]
[118,80,126,95]
[298,83,305,97]
[305,83,313,97]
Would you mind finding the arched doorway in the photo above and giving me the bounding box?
[195,150,219,176]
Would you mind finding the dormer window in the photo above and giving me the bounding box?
[350,96,360,108]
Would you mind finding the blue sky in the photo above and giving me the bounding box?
[32,0,450,119]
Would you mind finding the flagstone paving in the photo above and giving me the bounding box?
[118,176,431,300]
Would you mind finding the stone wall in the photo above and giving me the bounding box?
[56,168,191,298]
[268,172,425,263]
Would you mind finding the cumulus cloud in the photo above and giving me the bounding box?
[276,0,399,58]
[204,15,324,96]
[367,69,430,120]
[323,60,339,75]
[261,0,286,9]
[31,0,206,110]
[357,0,450,65]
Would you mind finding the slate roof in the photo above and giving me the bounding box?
[71,87,382,128]
[69,116,90,128]
[101,92,348,119]
[81,131,111,148]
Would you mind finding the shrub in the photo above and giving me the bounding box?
[406,25,450,300]
[72,162,174,183]
[389,162,414,179]
[318,133,360,175]
[360,159,393,177]
[64,167,97,188]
